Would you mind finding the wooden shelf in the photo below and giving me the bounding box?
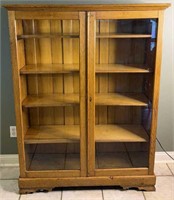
[95,93,148,106]
[20,64,79,74]
[96,64,152,73]
[96,33,151,39]
[22,94,79,108]
[25,124,148,144]
[17,33,79,39]
[25,125,80,144]
[95,125,149,142]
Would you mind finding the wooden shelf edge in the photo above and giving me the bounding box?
[22,94,79,108]
[96,34,152,39]
[24,124,149,144]
[95,93,149,106]
[3,4,171,11]
[24,125,80,144]
[95,124,149,142]
[95,64,152,73]
[17,33,79,39]
[20,64,79,74]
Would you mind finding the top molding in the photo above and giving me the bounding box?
[3,4,171,11]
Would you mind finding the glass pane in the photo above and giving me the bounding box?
[94,18,156,170]
[25,143,80,171]
[16,19,81,171]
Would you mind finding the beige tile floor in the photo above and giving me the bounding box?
[0,163,174,200]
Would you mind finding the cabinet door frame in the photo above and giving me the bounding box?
[8,10,87,178]
[87,10,163,177]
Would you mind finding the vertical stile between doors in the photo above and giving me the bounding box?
[87,12,96,176]
[79,12,87,177]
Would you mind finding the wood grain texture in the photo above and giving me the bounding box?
[87,12,96,176]
[96,93,148,106]
[96,33,151,38]
[98,20,109,125]
[18,33,79,39]
[95,125,149,142]
[79,12,87,177]
[96,64,152,73]
[20,64,79,74]
[25,125,80,144]
[50,19,64,126]
[96,11,159,19]
[8,11,27,177]
[22,94,79,108]
[24,124,148,144]
[63,20,74,125]
[18,175,156,188]
[4,4,170,11]
[148,11,164,175]
[95,168,148,176]
[15,11,79,19]
[6,4,169,191]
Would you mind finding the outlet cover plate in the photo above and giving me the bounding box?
[10,126,17,138]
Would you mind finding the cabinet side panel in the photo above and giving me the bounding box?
[8,11,26,177]
[149,11,164,174]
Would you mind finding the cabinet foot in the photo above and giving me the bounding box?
[137,186,156,191]
[19,188,53,194]
[122,186,155,191]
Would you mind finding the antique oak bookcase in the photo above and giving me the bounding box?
[5,4,170,194]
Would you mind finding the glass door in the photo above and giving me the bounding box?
[87,11,158,176]
[15,11,86,177]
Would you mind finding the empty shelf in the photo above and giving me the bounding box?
[17,33,79,39]
[96,152,148,169]
[96,33,151,38]
[95,93,149,106]
[22,94,79,108]
[20,64,79,74]
[95,125,149,142]
[96,64,152,73]
[25,125,80,144]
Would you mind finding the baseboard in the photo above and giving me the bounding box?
[0,152,174,167]
[0,154,19,167]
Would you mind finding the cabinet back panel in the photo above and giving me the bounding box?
[18,19,80,126]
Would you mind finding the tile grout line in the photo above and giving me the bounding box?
[101,189,105,200]
[142,191,147,200]
[18,195,21,200]
[60,189,63,200]
[166,163,174,175]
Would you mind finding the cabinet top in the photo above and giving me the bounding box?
[3,4,170,11]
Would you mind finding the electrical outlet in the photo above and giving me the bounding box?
[10,126,17,137]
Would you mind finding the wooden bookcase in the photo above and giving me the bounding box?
[4,4,170,194]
